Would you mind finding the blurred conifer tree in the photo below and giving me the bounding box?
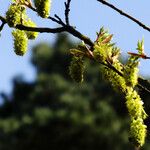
[0,34,150,150]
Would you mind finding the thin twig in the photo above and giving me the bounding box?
[54,14,66,26]
[65,0,71,25]
[48,16,64,25]
[0,16,7,32]
[97,0,150,32]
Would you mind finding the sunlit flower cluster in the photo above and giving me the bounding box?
[34,0,51,18]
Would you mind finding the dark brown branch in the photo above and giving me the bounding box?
[97,0,150,32]
[0,22,6,31]
[0,16,7,32]
[65,25,94,47]
[25,3,94,46]
[65,0,71,25]
[16,25,66,33]
[0,16,6,23]
[10,24,150,93]
[1,5,150,93]
[54,14,65,26]
[48,16,64,25]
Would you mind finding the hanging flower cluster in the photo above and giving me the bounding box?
[69,27,148,148]
[6,4,26,27]
[5,0,52,56]
[94,29,147,147]
[34,0,51,18]
[12,29,28,56]
[69,56,85,83]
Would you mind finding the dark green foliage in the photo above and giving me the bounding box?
[0,34,150,150]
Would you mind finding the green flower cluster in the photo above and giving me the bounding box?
[6,4,26,27]
[92,28,147,147]
[102,62,126,93]
[124,40,147,147]
[6,2,39,56]
[126,87,147,119]
[93,28,126,92]
[69,56,85,83]
[124,57,139,87]
[34,0,51,18]
[12,29,28,56]
[93,27,114,63]
[129,118,147,147]
[125,87,147,147]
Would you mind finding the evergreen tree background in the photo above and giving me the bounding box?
[0,34,150,150]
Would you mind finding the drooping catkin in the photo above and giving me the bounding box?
[34,0,51,18]
[129,118,147,147]
[69,56,85,83]
[92,28,148,147]
[6,4,26,27]
[12,29,28,56]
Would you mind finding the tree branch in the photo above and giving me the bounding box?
[15,23,150,93]
[97,0,150,32]
[1,2,150,94]
[0,16,6,23]
[0,16,6,32]
[0,22,6,32]
[16,25,66,33]
[65,25,94,47]
[54,14,65,26]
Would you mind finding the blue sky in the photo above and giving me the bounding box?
[0,0,150,94]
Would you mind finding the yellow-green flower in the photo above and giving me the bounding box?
[34,0,51,18]
[6,4,26,27]
[12,29,28,56]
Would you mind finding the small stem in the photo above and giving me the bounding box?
[65,0,71,25]
[54,14,65,26]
